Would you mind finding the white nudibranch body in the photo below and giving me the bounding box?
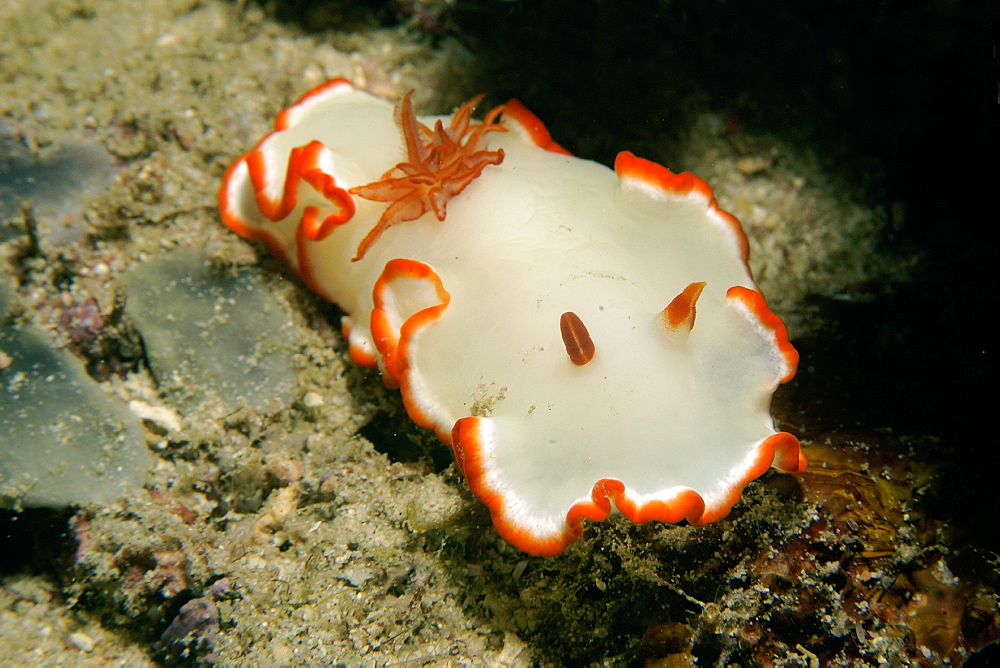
[220,79,805,555]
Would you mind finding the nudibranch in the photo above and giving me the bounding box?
[219,78,806,556]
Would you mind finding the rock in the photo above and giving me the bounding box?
[122,249,297,412]
[0,281,151,508]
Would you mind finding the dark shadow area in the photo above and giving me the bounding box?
[359,407,455,472]
[247,0,393,32]
[968,642,1000,667]
[453,0,997,192]
[0,507,75,576]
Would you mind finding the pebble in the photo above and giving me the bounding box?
[302,390,324,407]
[68,631,95,652]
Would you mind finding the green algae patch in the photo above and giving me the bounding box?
[122,249,297,413]
[0,282,150,508]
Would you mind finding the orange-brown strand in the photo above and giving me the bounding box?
[560,312,596,365]
[348,91,506,261]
